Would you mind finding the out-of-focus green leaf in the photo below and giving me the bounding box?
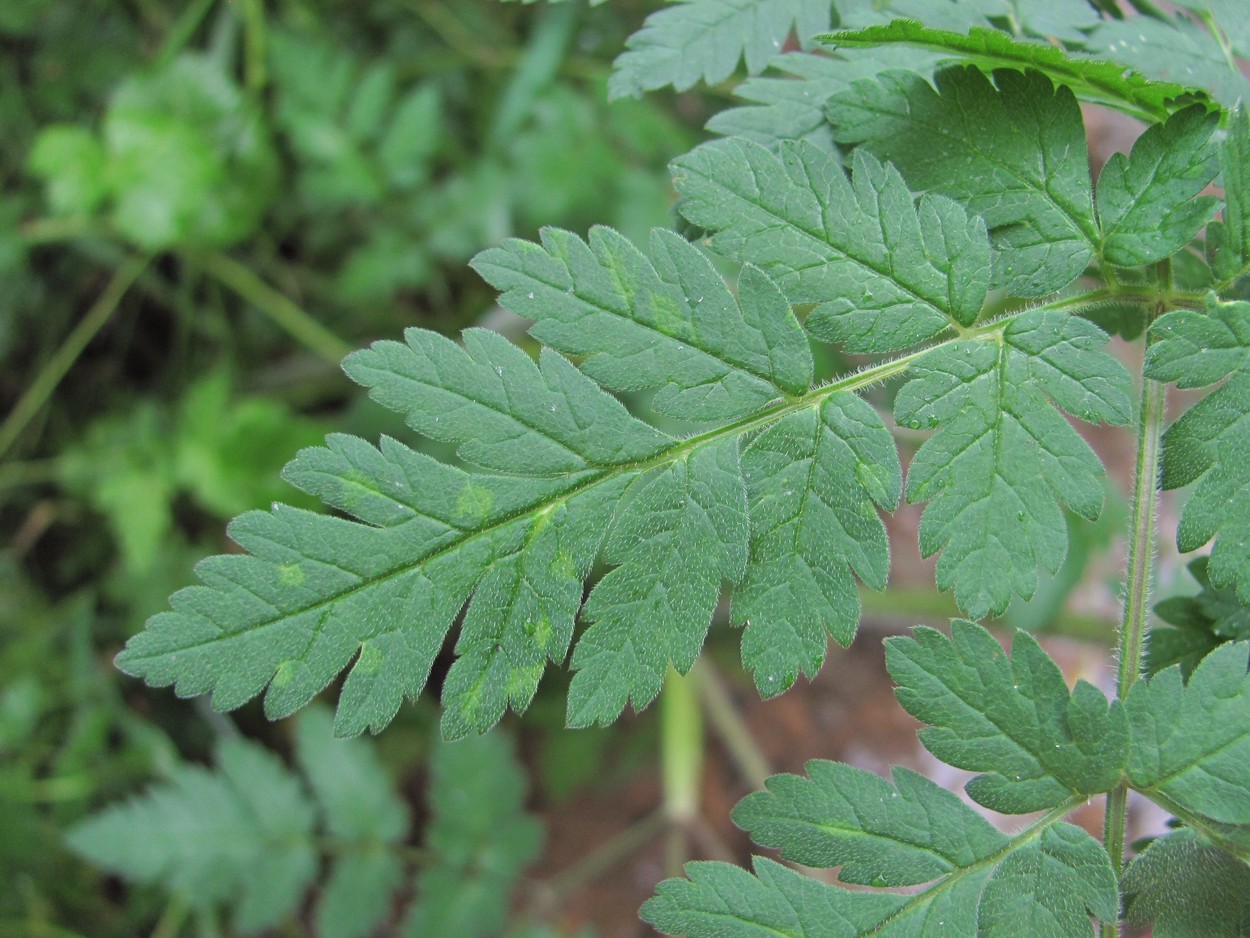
[104,54,279,249]
[27,124,109,216]
[401,732,542,938]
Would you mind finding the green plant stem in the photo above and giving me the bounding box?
[661,664,703,875]
[239,0,268,97]
[695,660,772,791]
[196,252,350,364]
[155,0,217,68]
[20,216,108,245]
[150,895,189,938]
[0,255,149,461]
[0,923,87,938]
[1100,335,1168,938]
[0,459,58,492]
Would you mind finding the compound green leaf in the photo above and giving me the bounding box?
[731,394,900,696]
[608,0,832,99]
[402,732,541,938]
[1146,299,1250,602]
[66,736,317,933]
[294,707,408,938]
[1123,829,1250,938]
[887,621,1128,813]
[1087,12,1250,110]
[822,20,1212,120]
[471,225,812,421]
[1209,107,1250,287]
[1126,641,1250,825]
[646,767,1117,936]
[976,824,1119,938]
[706,47,939,153]
[567,437,747,726]
[116,431,585,735]
[828,65,1096,296]
[440,481,621,739]
[673,139,990,351]
[1096,105,1219,268]
[732,761,1007,885]
[834,0,1101,43]
[896,310,1132,618]
[644,857,909,938]
[1150,556,1250,678]
[344,327,672,475]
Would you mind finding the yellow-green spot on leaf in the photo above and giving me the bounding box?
[525,615,553,653]
[278,562,305,587]
[507,661,545,701]
[651,291,686,335]
[455,481,494,526]
[271,660,297,688]
[551,548,576,580]
[354,642,384,677]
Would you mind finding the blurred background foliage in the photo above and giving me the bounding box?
[0,1,690,934]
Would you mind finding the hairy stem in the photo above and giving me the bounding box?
[1101,312,1168,938]
[0,255,149,461]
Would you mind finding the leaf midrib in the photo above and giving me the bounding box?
[124,342,933,666]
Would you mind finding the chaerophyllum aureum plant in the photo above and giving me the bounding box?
[111,1,1250,935]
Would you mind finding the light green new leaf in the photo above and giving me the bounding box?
[66,737,317,934]
[1126,641,1250,825]
[706,47,938,153]
[27,124,109,216]
[1210,107,1250,286]
[673,139,990,351]
[471,225,812,421]
[886,621,1128,813]
[645,766,1117,936]
[1123,829,1250,938]
[1096,105,1219,268]
[731,394,899,696]
[608,0,832,99]
[896,310,1132,618]
[822,20,1212,120]
[828,65,1096,296]
[402,732,541,938]
[1145,299,1250,602]
[568,438,747,726]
